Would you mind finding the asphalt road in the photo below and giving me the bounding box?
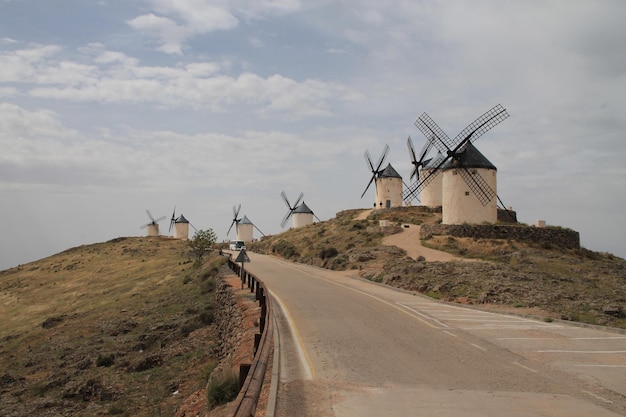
[242,252,626,417]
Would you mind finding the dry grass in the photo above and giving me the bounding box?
[0,237,224,417]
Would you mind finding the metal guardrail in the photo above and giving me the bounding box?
[226,257,273,417]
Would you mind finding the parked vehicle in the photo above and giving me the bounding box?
[229,240,246,251]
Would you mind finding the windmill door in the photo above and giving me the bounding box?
[386,200,391,208]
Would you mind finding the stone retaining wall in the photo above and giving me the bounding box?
[214,272,244,361]
[421,223,580,249]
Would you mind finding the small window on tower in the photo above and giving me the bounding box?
[465,191,470,196]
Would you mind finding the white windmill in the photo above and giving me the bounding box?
[403,104,511,224]
[168,207,197,240]
[361,144,403,209]
[140,210,166,237]
[227,204,265,242]
[280,191,320,229]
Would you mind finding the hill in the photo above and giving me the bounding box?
[0,237,225,416]
[249,206,626,330]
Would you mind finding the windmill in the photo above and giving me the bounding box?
[169,206,197,240]
[227,204,265,242]
[361,144,403,209]
[280,191,320,229]
[403,104,510,224]
[140,210,166,237]
[403,136,434,204]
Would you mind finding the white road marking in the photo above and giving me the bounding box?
[581,390,612,404]
[442,330,458,338]
[269,289,315,380]
[537,350,626,354]
[497,337,559,340]
[575,364,626,368]
[572,337,626,340]
[513,362,538,373]
[470,343,487,351]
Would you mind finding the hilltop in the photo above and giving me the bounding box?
[0,237,227,416]
[249,206,626,330]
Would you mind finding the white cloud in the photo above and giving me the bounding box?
[127,14,190,54]
[0,42,357,118]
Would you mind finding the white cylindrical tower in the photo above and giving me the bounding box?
[420,152,445,207]
[174,214,190,240]
[374,163,403,209]
[442,144,497,225]
[237,215,254,242]
[292,202,314,228]
[146,223,159,237]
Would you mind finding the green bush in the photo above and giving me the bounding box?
[96,353,115,367]
[207,371,239,409]
[319,247,338,259]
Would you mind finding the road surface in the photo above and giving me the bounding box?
[242,252,626,416]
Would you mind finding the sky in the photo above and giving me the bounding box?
[1,0,625,270]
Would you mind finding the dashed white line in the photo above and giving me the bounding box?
[581,390,612,404]
[513,362,538,373]
[572,336,626,340]
[470,343,487,351]
[575,364,626,368]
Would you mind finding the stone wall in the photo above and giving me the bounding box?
[421,223,580,249]
[214,272,244,361]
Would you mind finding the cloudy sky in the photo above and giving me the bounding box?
[1,0,625,270]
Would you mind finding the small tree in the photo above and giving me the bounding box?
[188,229,218,265]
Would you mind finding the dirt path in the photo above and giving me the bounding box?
[353,209,465,262]
[382,224,468,262]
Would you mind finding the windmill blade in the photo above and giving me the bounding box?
[452,104,509,150]
[280,209,293,228]
[402,180,421,204]
[414,112,453,155]
[140,223,149,229]
[292,192,304,209]
[169,206,176,232]
[402,161,445,202]
[233,204,241,219]
[154,215,166,223]
[360,172,377,199]
[253,224,265,237]
[496,195,517,222]
[227,220,236,236]
[280,191,291,209]
[363,150,375,172]
[458,168,497,206]
[146,209,155,223]
[418,138,433,163]
[374,144,390,172]
[407,136,418,163]
[407,136,419,180]
[189,222,198,233]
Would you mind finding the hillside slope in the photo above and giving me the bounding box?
[0,237,223,416]
[249,206,626,330]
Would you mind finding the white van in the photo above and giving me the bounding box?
[229,240,246,251]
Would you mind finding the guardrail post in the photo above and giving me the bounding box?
[239,364,251,390]
[254,333,261,355]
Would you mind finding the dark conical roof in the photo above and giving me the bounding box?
[175,214,189,223]
[294,201,314,214]
[240,215,253,225]
[378,163,402,178]
[445,143,497,170]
